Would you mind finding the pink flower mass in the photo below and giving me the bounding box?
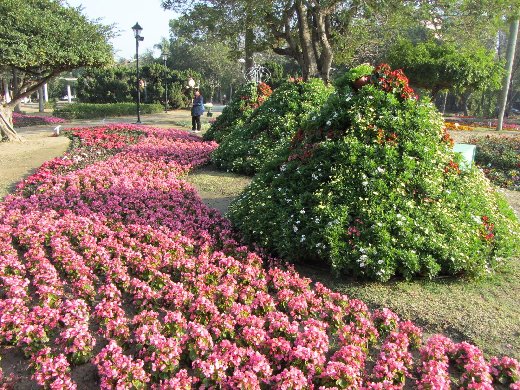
[0,123,518,388]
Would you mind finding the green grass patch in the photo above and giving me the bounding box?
[185,165,251,214]
[53,102,163,119]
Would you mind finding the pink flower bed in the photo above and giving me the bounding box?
[12,112,66,127]
[0,124,518,389]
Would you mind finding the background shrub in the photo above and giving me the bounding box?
[211,78,333,175]
[469,135,520,191]
[53,103,163,119]
[229,64,519,281]
[203,82,272,142]
[76,65,201,109]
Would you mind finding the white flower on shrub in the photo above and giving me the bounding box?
[358,254,368,267]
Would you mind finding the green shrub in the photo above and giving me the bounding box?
[203,82,272,142]
[53,103,163,119]
[211,78,333,175]
[229,64,520,281]
[470,135,520,191]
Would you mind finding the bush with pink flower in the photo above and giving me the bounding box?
[12,112,66,127]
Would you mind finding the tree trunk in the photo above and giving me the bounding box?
[244,1,255,75]
[498,17,519,131]
[0,104,23,142]
[12,69,21,113]
[295,0,318,80]
[315,12,333,83]
[462,91,472,116]
[38,87,45,112]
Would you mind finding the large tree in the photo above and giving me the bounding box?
[161,0,394,83]
[161,0,266,73]
[387,40,503,98]
[0,0,113,141]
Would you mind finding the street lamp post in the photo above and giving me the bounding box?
[132,22,144,124]
[162,52,169,112]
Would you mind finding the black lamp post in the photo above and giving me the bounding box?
[162,52,169,112]
[132,22,144,123]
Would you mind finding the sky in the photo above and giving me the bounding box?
[66,0,178,60]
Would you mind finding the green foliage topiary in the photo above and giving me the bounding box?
[211,78,333,175]
[229,64,520,281]
[203,82,272,142]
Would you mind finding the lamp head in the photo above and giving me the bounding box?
[132,22,143,38]
[162,52,169,61]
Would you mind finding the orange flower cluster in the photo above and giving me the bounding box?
[444,160,461,174]
[444,122,474,132]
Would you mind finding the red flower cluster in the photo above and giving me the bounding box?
[373,64,417,100]
[480,216,495,242]
[444,160,461,175]
[63,124,144,149]
[240,82,272,112]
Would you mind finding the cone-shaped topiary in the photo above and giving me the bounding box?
[204,82,272,143]
[211,78,334,175]
[229,64,520,281]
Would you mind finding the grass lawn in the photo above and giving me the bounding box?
[187,164,520,360]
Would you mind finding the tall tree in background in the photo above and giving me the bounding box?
[497,16,519,130]
[161,0,266,72]
[0,0,113,141]
[162,0,403,83]
[166,16,244,101]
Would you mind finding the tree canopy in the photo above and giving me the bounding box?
[387,40,504,97]
[0,0,113,140]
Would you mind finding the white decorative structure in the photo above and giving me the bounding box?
[60,77,77,104]
[53,125,61,136]
[247,64,271,84]
[3,79,11,103]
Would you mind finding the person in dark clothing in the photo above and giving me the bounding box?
[191,90,204,132]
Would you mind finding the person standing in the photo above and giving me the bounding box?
[191,89,204,132]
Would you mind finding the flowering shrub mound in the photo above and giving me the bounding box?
[204,82,272,143]
[469,135,520,191]
[229,64,520,281]
[1,123,519,388]
[211,78,333,175]
[12,112,66,127]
